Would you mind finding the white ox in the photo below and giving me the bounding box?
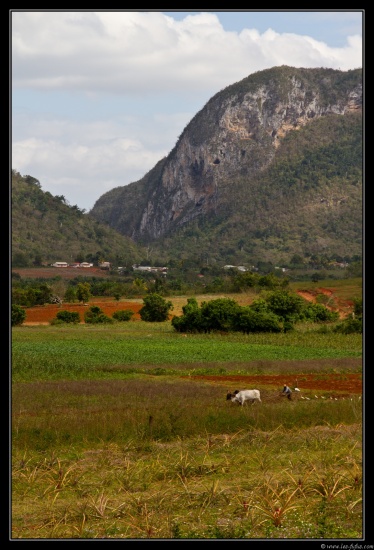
[226,389,261,405]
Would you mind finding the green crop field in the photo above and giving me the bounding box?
[12,323,361,381]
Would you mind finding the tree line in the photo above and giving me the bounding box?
[12,289,362,335]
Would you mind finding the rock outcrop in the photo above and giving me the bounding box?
[89,66,362,247]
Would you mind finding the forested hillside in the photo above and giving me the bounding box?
[146,111,362,267]
[11,171,146,267]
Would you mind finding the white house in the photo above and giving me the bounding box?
[223,265,247,272]
[132,265,168,275]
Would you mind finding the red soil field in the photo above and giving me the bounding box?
[23,301,142,324]
[185,373,362,396]
[13,266,112,280]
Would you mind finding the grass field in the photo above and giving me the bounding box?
[11,280,364,539]
[11,308,363,540]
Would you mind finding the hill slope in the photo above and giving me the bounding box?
[89,65,362,267]
[11,171,146,267]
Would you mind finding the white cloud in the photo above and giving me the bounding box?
[12,11,362,93]
[11,11,363,211]
[12,114,181,210]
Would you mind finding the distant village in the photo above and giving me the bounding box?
[50,260,348,274]
[50,262,256,274]
[50,261,168,274]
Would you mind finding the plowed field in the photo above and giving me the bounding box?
[23,301,143,324]
[184,372,362,397]
[13,267,112,279]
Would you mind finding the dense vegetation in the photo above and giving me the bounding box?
[170,292,346,334]
[11,171,146,267]
[146,111,362,269]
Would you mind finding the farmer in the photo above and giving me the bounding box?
[282,384,292,400]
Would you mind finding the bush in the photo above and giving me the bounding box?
[84,306,113,324]
[353,297,363,317]
[172,297,285,334]
[283,321,295,333]
[171,298,203,333]
[333,316,362,334]
[199,298,240,333]
[332,296,362,334]
[302,303,339,322]
[12,304,26,326]
[262,290,305,322]
[172,297,240,333]
[232,307,282,334]
[112,310,134,322]
[139,294,173,322]
[55,310,80,324]
[12,284,53,307]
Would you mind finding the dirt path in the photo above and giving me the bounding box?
[296,288,353,319]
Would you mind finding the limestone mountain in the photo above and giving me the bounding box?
[89,65,362,267]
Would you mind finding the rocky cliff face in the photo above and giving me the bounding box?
[89,66,362,243]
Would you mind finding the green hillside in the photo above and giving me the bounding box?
[11,171,146,267]
[138,112,363,267]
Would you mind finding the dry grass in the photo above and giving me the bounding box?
[12,420,363,539]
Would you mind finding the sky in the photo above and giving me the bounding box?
[11,10,364,212]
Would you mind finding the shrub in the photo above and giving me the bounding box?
[172,297,284,334]
[302,303,339,322]
[332,295,362,334]
[12,304,26,326]
[248,298,269,314]
[55,310,80,324]
[12,284,53,307]
[231,271,259,291]
[333,316,362,334]
[200,298,240,333]
[353,297,363,317]
[171,298,203,333]
[232,307,282,334]
[139,293,173,322]
[84,306,113,324]
[283,321,295,333]
[258,273,283,289]
[112,310,134,322]
[262,290,305,322]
